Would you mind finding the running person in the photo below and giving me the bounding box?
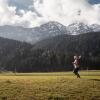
[72,55,81,78]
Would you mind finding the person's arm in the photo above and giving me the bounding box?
[73,60,77,64]
[79,56,81,59]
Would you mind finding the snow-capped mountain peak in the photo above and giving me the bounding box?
[67,22,93,35]
[90,24,100,32]
[0,21,100,44]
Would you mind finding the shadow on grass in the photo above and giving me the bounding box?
[1,97,7,100]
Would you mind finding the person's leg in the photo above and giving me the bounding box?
[76,73,80,78]
[76,68,80,78]
[73,68,80,78]
[73,68,77,75]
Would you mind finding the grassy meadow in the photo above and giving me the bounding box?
[0,71,100,100]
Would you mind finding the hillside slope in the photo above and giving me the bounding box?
[0,32,100,72]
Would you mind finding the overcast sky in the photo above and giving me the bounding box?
[0,0,100,27]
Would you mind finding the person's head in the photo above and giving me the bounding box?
[74,56,78,60]
[74,55,81,60]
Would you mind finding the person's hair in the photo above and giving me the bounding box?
[74,56,78,59]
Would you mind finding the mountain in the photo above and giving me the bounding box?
[0,25,35,43]
[0,22,68,44]
[90,24,100,32]
[0,32,100,72]
[32,32,100,70]
[0,37,32,71]
[67,22,93,35]
[34,21,68,37]
[0,21,100,44]
[33,32,100,54]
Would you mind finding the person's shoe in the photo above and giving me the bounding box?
[77,75,80,78]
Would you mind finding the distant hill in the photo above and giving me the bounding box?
[0,32,100,72]
[32,32,100,70]
[0,37,32,71]
[33,32,100,54]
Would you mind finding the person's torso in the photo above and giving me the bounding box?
[74,59,79,68]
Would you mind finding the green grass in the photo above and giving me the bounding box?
[0,71,100,100]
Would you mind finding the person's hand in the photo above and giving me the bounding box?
[79,56,81,59]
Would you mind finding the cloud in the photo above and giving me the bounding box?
[0,0,100,27]
[0,0,17,25]
[0,0,41,27]
[34,0,100,25]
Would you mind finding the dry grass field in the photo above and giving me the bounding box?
[0,71,100,100]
